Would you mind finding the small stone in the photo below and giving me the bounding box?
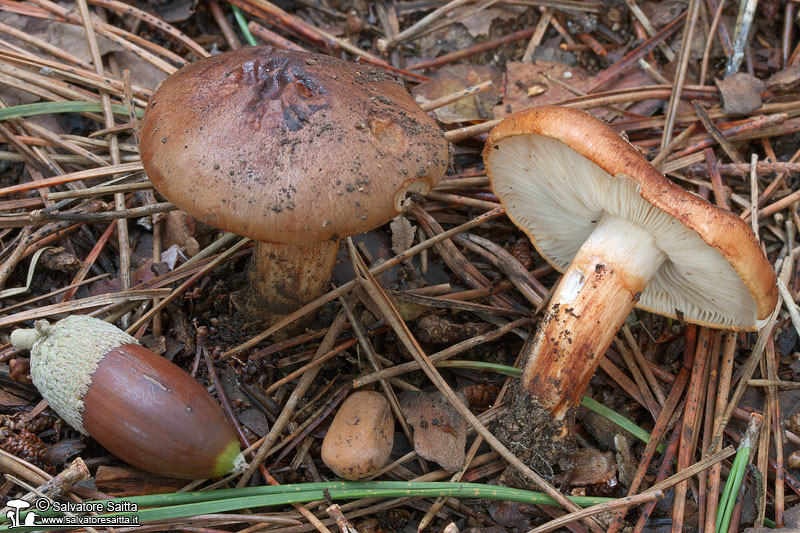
[321,391,394,480]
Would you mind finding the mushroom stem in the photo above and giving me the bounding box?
[246,240,339,321]
[520,214,666,421]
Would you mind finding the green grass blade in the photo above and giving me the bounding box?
[715,447,749,533]
[230,4,257,46]
[0,101,143,121]
[1,482,614,531]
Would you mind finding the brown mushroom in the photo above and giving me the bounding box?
[140,46,449,321]
[484,106,777,429]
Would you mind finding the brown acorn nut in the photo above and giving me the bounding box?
[10,316,245,479]
[139,46,450,324]
[321,391,394,480]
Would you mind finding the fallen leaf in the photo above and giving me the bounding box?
[390,215,416,256]
[40,248,81,272]
[566,448,617,487]
[399,390,467,472]
[493,61,590,119]
[716,73,764,115]
[413,64,502,124]
[767,63,800,93]
[450,5,524,38]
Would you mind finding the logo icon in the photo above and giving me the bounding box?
[5,499,38,528]
[3,498,140,528]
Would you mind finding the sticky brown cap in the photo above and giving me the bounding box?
[484,105,778,330]
[140,46,449,244]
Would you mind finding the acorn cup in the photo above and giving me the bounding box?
[11,315,246,480]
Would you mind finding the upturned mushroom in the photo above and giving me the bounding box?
[484,106,777,429]
[139,46,449,322]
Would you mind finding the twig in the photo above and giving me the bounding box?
[207,0,241,50]
[526,490,663,533]
[419,80,493,112]
[408,27,536,71]
[700,0,727,85]
[671,326,711,533]
[522,8,552,63]
[661,0,700,149]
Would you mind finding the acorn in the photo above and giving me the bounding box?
[11,315,245,479]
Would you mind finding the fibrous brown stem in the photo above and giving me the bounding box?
[246,240,339,322]
[520,215,665,420]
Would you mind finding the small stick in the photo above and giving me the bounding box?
[587,11,686,92]
[61,222,115,303]
[650,445,736,493]
[726,0,758,75]
[419,80,493,112]
[522,7,553,63]
[704,148,728,209]
[699,0,728,86]
[750,154,759,237]
[377,0,471,53]
[698,330,722,531]
[548,12,575,44]
[625,0,676,61]
[622,324,666,405]
[47,181,152,200]
[576,32,607,57]
[34,202,175,223]
[784,1,795,67]
[614,338,660,420]
[528,490,663,533]
[122,69,139,146]
[661,0,701,149]
[689,158,800,178]
[634,423,682,532]
[671,326,711,533]
[16,458,89,504]
[765,338,784,526]
[0,162,143,198]
[408,27,536,71]
[691,101,746,163]
[248,21,309,51]
[207,0,241,50]
[651,123,698,168]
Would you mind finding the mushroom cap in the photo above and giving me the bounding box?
[484,105,778,330]
[139,46,449,244]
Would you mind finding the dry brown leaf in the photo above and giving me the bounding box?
[399,390,467,472]
[493,61,590,119]
[413,64,502,124]
[390,214,416,256]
